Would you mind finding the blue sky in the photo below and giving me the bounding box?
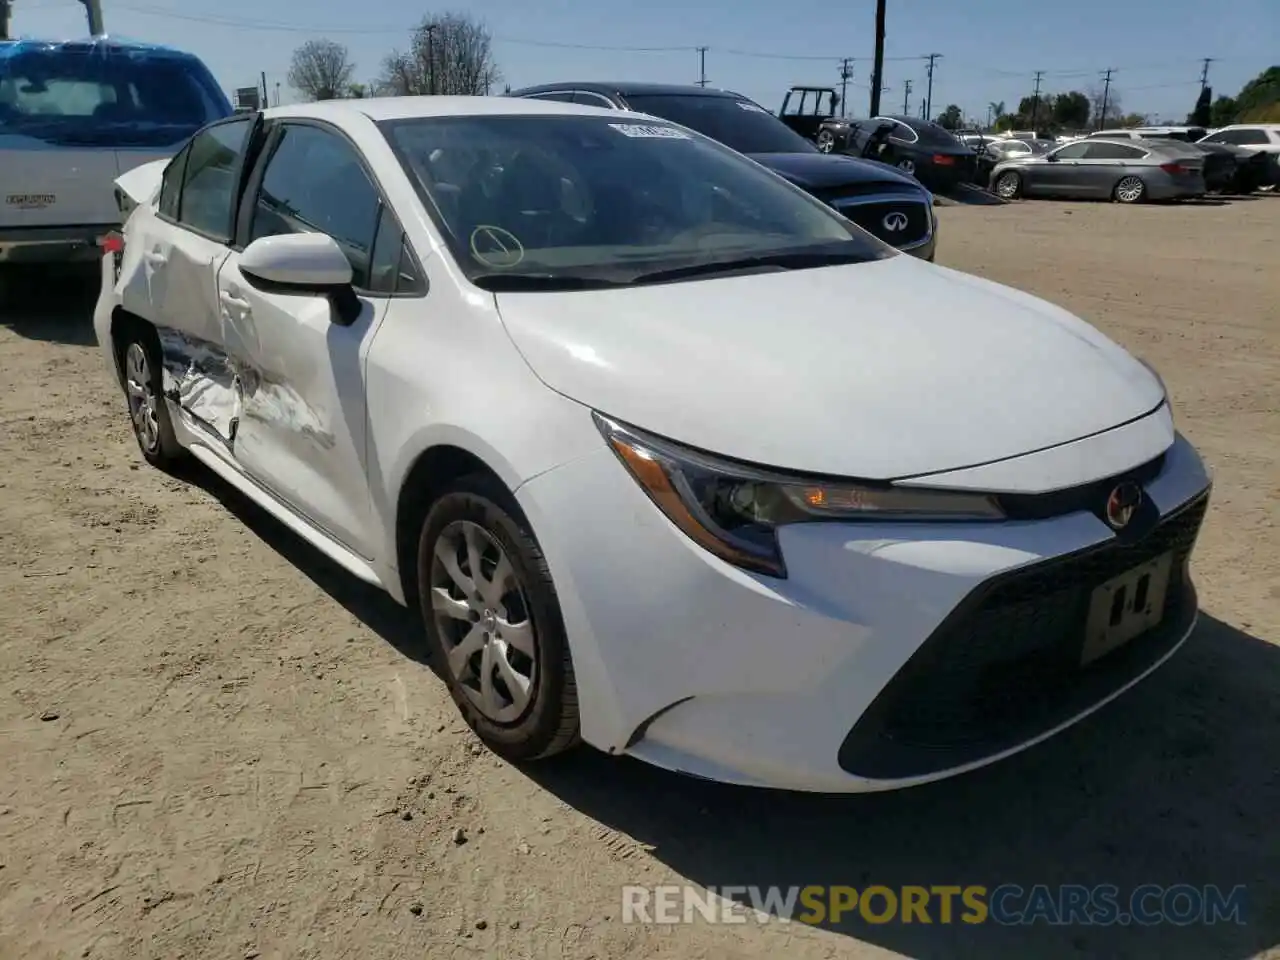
[13,0,1278,124]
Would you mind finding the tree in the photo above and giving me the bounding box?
[1188,86,1212,126]
[1052,91,1090,129]
[934,104,962,129]
[1088,85,1122,128]
[288,39,356,102]
[347,82,368,99]
[1233,65,1280,121]
[986,100,1005,128]
[378,12,501,96]
[1210,95,1238,127]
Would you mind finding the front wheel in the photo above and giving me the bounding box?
[1113,175,1147,204]
[816,130,835,153]
[417,475,580,762]
[994,170,1023,199]
[897,157,917,176]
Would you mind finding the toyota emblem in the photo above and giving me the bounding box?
[882,212,909,232]
[1104,481,1142,531]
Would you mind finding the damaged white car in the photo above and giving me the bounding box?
[96,97,1211,793]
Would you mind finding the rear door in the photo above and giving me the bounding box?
[131,116,259,442]
[215,120,409,557]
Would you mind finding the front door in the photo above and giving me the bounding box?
[1033,141,1091,196]
[218,120,400,558]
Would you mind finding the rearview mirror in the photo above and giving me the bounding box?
[240,233,362,325]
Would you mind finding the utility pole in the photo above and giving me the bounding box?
[869,0,886,116]
[261,71,268,109]
[923,53,941,121]
[697,46,708,87]
[902,79,912,115]
[426,23,438,95]
[1098,68,1114,129]
[79,0,105,35]
[0,0,11,41]
[839,58,853,117]
[1030,70,1044,130]
[1198,57,1213,93]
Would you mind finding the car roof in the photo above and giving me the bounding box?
[510,81,747,100]
[262,95,631,124]
[0,35,206,59]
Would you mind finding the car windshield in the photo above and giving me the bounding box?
[621,93,815,155]
[0,41,231,147]
[380,114,892,289]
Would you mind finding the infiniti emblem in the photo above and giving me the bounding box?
[882,211,909,232]
[1104,481,1142,531]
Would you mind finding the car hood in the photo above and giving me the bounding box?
[748,152,923,191]
[494,256,1166,479]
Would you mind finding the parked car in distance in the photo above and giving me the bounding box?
[991,137,1206,202]
[1197,124,1280,188]
[1089,129,1264,194]
[0,37,232,268]
[976,137,1054,187]
[96,96,1211,794]
[814,115,977,191]
[508,82,936,259]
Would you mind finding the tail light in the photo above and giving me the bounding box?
[1159,161,1190,174]
[100,231,125,282]
[932,154,955,166]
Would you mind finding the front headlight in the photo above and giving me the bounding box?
[595,414,1004,578]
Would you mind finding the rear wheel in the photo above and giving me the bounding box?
[1113,175,1147,204]
[994,170,1023,199]
[897,157,917,176]
[118,325,184,469]
[417,474,580,762]
[816,130,835,153]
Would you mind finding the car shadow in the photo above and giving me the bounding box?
[937,184,1008,206]
[169,458,1277,959]
[522,613,1278,959]
[169,458,436,671]
[0,264,100,346]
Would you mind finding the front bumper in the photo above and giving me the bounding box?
[516,426,1211,793]
[0,224,116,264]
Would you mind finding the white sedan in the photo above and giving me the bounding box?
[94,96,1212,793]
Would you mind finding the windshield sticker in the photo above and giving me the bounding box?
[608,123,691,140]
[735,102,770,114]
[470,225,525,269]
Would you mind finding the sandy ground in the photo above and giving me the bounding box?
[1,197,1277,960]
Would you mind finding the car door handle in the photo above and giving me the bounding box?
[220,290,250,311]
[144,251,167,266]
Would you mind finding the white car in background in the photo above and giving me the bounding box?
[0,37,230,271]
[95,96,1212,793]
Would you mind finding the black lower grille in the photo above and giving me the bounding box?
[838,491,1209,780]
[832,198,930,248]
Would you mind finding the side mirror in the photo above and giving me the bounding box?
[1045,152,1058,162]
[240,233,362,325]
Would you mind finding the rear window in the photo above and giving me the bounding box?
[0,41,231,147]
[899,120,965,148]
[621,93,815,155]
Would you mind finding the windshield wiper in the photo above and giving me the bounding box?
[629,249,869,285]
[470,272,628,292]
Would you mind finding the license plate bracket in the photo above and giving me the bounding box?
[1081,552,1174,665]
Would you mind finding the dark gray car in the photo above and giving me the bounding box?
[990,138,1207,203]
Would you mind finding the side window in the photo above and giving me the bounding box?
[525,91,578,104]
[249,123,381,290]
[1233,129,1269,145]
[178,118,252,240]
[1083,142,1130,160]
[1051,142,1090,160]
[158,144,190,220]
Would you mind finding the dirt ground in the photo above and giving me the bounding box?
[1,198,1277,960]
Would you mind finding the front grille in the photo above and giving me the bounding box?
[832,198,930,248]
[838,492,1209,780]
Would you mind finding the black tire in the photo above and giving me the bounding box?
[816,130,835,153]
[116,321,184,469]
[417,473,580,762]
[994,170,1023,199]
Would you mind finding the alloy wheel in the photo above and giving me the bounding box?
[124,342,160,454]
[429,519,537,724]
[996,172,1021,198]
[1115,176,1145,203]
[897,158,916,175]
[816,131,835,153]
